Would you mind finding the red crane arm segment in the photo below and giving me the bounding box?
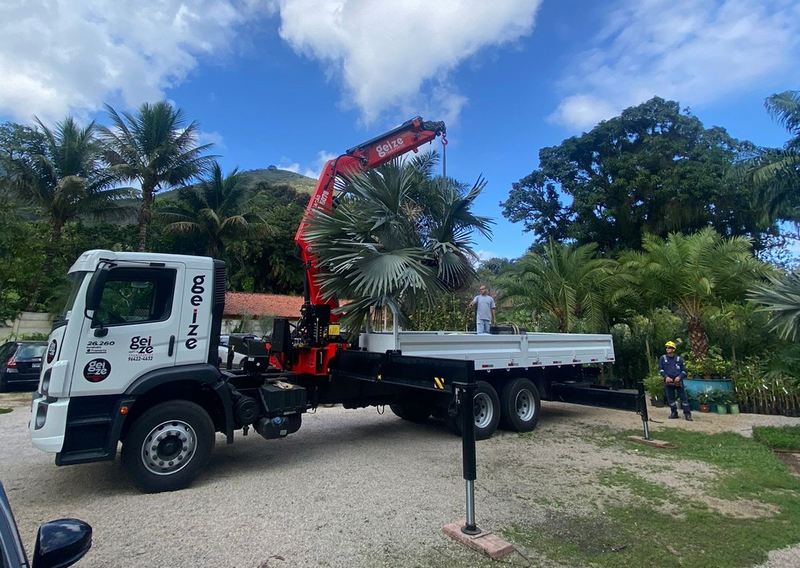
[294,117,446,313]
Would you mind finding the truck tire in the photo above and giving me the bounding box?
[121,400,215,493]
[390,402,432,423]
[450,380,500,440]
[499,378,541,432]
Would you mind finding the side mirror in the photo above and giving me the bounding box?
[85,264,111,312]
[32,519,92,568]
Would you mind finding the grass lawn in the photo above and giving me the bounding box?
[502,429,800,568]
[753,425,800,451]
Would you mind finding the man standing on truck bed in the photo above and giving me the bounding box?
[660,341,692,421]
[470,285,496,334]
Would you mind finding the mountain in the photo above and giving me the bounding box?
[158,167,318,199]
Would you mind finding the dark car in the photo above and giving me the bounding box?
[0,481,92,567]
[0,341,47,393]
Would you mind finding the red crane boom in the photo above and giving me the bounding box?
[283,117,445,375]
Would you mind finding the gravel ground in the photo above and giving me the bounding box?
[1,393,799,567]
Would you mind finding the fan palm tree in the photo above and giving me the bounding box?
[622,228,763,359]
[748,272,800,342]
[101,101,215,251]
[501,240,620,333]
[160,162,259,258]
[9,117,130,298]
[303,153,491,332]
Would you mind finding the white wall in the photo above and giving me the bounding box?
[0,312,54,341]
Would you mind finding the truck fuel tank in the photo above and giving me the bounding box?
[255,414,302,440]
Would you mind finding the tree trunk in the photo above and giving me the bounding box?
[687,317,709,359]
[138,185,153,251]
[28,220,63,309]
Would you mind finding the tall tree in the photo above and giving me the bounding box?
[500,240,620,333]
[502,97,770,252]
[304,154,491,332]
[622,228,763,359]
[101,102,215,251]
[7,117,129,300]
[224,183,307,294]
[160,162,259,258]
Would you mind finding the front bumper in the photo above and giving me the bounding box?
[29,396,70,453]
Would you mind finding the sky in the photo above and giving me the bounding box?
[1,0,798,260]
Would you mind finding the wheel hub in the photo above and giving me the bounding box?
[515,389,535,421]
[141,420,197,476]
[473,392,493,429]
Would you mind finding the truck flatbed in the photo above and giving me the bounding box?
[360,331,615,370]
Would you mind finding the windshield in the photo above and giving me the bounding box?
[15,344,46,359]
[56,271,89,324]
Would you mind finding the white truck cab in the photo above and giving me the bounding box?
[30,250,229,490]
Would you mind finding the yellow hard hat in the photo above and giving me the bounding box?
[665,341,677,348]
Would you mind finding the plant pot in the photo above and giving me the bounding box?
[699,404,710,413]
[650,397,665,408]
[715,404,728,415]
[728,403,740,415]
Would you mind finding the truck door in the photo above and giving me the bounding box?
[69,263,185,396]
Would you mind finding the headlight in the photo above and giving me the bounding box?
[35,403,48,430]
[40,369,51,396]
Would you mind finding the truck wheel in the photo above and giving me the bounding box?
[121,400,215,493]
[450,381,500,440]
[499,378,541,432]
[390,402,432,423]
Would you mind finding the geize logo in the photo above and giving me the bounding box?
[83,358,111,382]
[128,336,154,361]
[185,275,205,350]
[375,137,404,159]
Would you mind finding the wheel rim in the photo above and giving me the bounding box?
[515,388,535,422]
[473,392,493,429]
[141,420,197,476]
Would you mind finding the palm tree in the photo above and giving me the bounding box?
[748,272,800,342]
[101,102,215,251]
[743,90,800,224]
[303,154,491,332]
[622,228,763,359]
[501,240,620,333]
[10,117,130,297]
[160,162,259,258]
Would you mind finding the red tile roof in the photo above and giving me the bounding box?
[224,292,304,319]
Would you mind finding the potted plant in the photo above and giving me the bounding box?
[697,391,711,413]
[644,374,666,407]
[728,395,740,415]
[712,390,729,415]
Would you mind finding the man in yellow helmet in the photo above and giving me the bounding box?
[659,341,692,421]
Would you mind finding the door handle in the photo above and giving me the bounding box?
[168,335,175,357]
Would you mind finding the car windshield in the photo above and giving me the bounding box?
[56,271,89,323]
[16,344,46,359]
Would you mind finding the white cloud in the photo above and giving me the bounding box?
[551,0,800,131]
[198,130,226,149]
[277,150,336,178]
[476,250,500,262]
[273,0,541,123]
[0,1,270,122]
